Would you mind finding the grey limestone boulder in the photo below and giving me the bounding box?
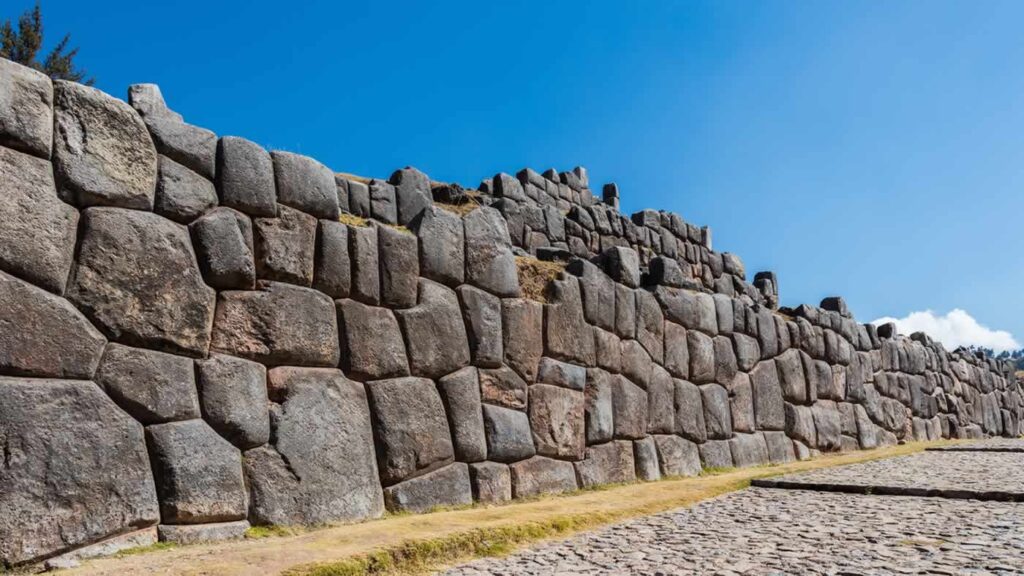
[464,207,520,297]
[254,204,317,286]
[664,322,690,379]
[633,436,661,481]
[613,375,648,440]
[575,440,636,488]
[635,289,665,364]
[647,366,675,434]
[811,401,842,451]
[601,246,640,288]
[544,276,595,366]
[349,223,380,304]
[271,150,339,219]
[0,271,106,379]
[784,403,817,447]
[68,208,215,357]
[0,58,53,159]
[730,372,756,433]
[713,335,738,386]
[155,155,218,224]
[469,461,512,504]
[390,166,433,225]
[674,379,707,443]
[0,145,78,294]
[699,440,733,469]
[482,404,536,462]
[146,419,247,524]
[189,207,256,290]
[383,463,473,513]
[510,456,578,498]
[479,365,528,409]
[536,357,586,391]
[732,332,760,372]
[396,279,471,379]
[615,283,637,339]
[620,339,653,389]
[367,377,454,485]
[502,298,544,382]
[128,84,216,180]
[701,383,733,440]
[337,298,409,380]
[157,521,249,545]
[96,343,200,425]
[458,285,503,368]
[369,178,398,224]
[653,434,701,477]
[216,136,276,217]
[53,81,157,209]
[438,367,487,462]
[729,432,770,468]
[593,328,623,373]
[763,430,796,464]
[211,281,339,366]
[528,384,585,460]
[0,378,159,567]
[313,220,351,298]
[750,360,784,430]
[346,178,371,216]
[378,225,419,308]
[584,368,615,444]
[776,349,809,403]
[687,330,715,384]
[196,353,269,450]
[647,256,688,288]
[567,258,616,330]
[656,287,717,335]
[413,206,465,286]
[245,368,383,525]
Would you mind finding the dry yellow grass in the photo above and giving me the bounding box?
[61,440,961,576]
[435,202,480,217]
[336,172,372,185]
[515,257,566,303]
[338,213,370,227]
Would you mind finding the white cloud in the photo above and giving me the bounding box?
[872,309,1019,353]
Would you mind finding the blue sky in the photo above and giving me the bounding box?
[13,1,1024,349]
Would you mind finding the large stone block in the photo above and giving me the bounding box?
[732,332,760,372]
[369,179,398,224]
[464,207,519,297]
[574,440,636,488]
[337,298,409,380]
[128,84,216,180]
[585,368,615,444]
[614,284,637,339]
[601,246,640,288]
[383,463,473,513]
[502,298,544,381]
[96,344,200,425]
[730,372,756,433]
[620,339,653,389]
[701,383,733,440]
[271,150,339,219]
[254,204,317,286]
[776,349,809,403]
[313,220,351,298]
[664,322,690,379]
[687,330,715,384]
[215,136,276,217]
[653,434,701,477]
[763,430,796,464]
[0,58,53,158]
[699,440,733,469]
[536,357,586,391]
[0,271,105,379]
[146,419,247,524]
[469,461,512,504]
[0,145,78,294]
[750,360,784,430]
[544,276,596,366]
[245,368,383,525]
[674,379,707,443]
[784,403,817,447]
[397,279,471,379]
[367,377,454,485]
[729,432,770,468]
[154,155,217,224]
[0,378,158,567]
[196,354,269,450]
[647,366,675,434]
[53,81,157,209]
[593,328,622,373]
[479,365,529,409]
[635,289,665,364]
[438,367,487,462]
[510,456,578,498]
[812,401,842,451]
[528,384,585,460]
[349,223,380,304]
[412,206,465,286]
[713,335,738,386]
[613,375,649,440]
[189,207,255,290]
[378,225,419,308]
[567,258,616,331]
[157,521,249,545]
[656,287,717,335]
[634,436,661,481]
[68,208,215,357]
[458,285,503,368]
[390,166,433,225]
[482,404,536,462]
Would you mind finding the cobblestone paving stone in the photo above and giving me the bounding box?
[754,451,1024,499]
[928,439,1024,453]
[441,487,1024,575]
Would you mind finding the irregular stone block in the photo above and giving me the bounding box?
[337,298,409,380]
[373,225,419,308]
[397,279,471,379]
[464,207,520,297]
[438,367,487,463]
[502,298,543,381]
[614,284,637,339]
[701,383,732,440]
[763,430,796,464]
[687,330,715,384]
[713,335,738,386]
[349,223,380,305]
[196,353,269,450]
[613,375,649,440]
[69,208,215,357]
[412,205,465,286]
[528,384,585,460]
[750,360,784,431]
[674,379,707,443]
[458,285,503,368]
[536,357,586,391]
[216,136,276,217]
[584,368,615,445]
[510,456,578,498]
[620,339,652,389]
[157,520,249,545]
[254,204,317,286]
[313,220,351,298]
[390,166,433,225]
[634,436,661,481]
[469,462,512,504]
[653,435,700,477]
[635,289,665,363]
[346,179,371,216]
[0,145,78,294]
[729,432,770,468]
[776,349,808,403]
[53,81,157,209]
[593,328,622,373]
[128,84,215,180]
[756,309,779,359]
[812,401,842,451]
[479,365,529,410]
[245,368,383,525]
[699,440,733,469]
[785,403,817,447]
[664,322,690,379]
[271,150,339,219]
[154,155,217,224]
[96,343,200,425]
[567,258,616,330]
[0,58,53,158]
[367,377,454,485]
[0,270,105,379]
[646,256,688,288]
[544,276,596,366]
[601,246,640,288]
[732,332,760,372]
[575,440,636,487]
[730,372,756,433]
[211,281,339,366]
[189,207,255,290]
[656,287,718,335]
[647,366,675,434]
[146,419,247,524]
[369,179,398,224]
[482,404,536,462]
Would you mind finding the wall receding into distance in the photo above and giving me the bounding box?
[1,56,1021,568]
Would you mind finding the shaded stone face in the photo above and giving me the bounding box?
[396,280,470,379]
[383,463,472,513]
[254,205,317,286]
[271,150,339,220]
[509,456,577,499]
[464,207,519,297]
[482,404,536,463]
[95,343,200,425]
[366,377,455,485]
[196,353,270,450]
[190,207,256,291]
[215,136,276,217]
[0,58,53,159]
[528,384,585,460]
[154,155,217,224]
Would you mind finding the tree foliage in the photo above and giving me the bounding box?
[0,2,92,85]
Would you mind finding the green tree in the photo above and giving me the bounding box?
[0,2,92,85]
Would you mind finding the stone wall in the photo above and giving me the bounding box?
[1,56,1021,568]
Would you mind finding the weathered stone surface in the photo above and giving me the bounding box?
[469,462,512,504]
[575,440,636,488]
[482,404,536,462]
[510,456,578,498]
[369,179,398,224]
[713,336,738,386]
[654,434,701,477]
[545,276,596,366]
[189,207,255,290]
[674,379,707,443]
[656,287,718,335]
[0,58,53,158]
[457,286,503,368]
[397,279,471,379]
[751,360,784,430]
[0,146,78,294]
[593,328,622,373]
[0,271,106,379]
[128,84,216,180]
[337,298,409,380]
[785,403,817,447]
[602,246,640,288]
[387,462,475,514]
[733,332,760,372]
[438,367,487,462]
[585,368,615,444]
[245,368,383,525]
[730,432,770,468]
[196,353,269,450]
[465,207,519,296]
[615,284,638,339]
[367,377,454,485]
[701,383,733,440]
[0,378,158,567]
[568,258,616,330]
[390,166,433,225]
[271,150,339,219]
[479,365,529,409]
[763,430,796,464]
[412,206,465,286]
[812,401,842,451]
[776,349,808,403]
[536,357,586,391]
[69,208,215,357]
[687,330,716,384]
[254,204,317,286]
[613,375,649,440]
[157,521,249,545]
[503,298,543,381]
[699,439,734,469]
[634,436,661,481]
[647,256,688,288]
[528,384,585,460]
[154,155,217,224]
[730,372,756,433]
[348,223,380,304]
[96,344,199,425]
[378,225,419,308]
[146,419,247,524]
[346,179,370,216]
[53,81,158,209]
[313,220,351,298]
[620,339,653,389]
[664,322,690,379]
[635,289,665,363]
[216,136,276,217]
